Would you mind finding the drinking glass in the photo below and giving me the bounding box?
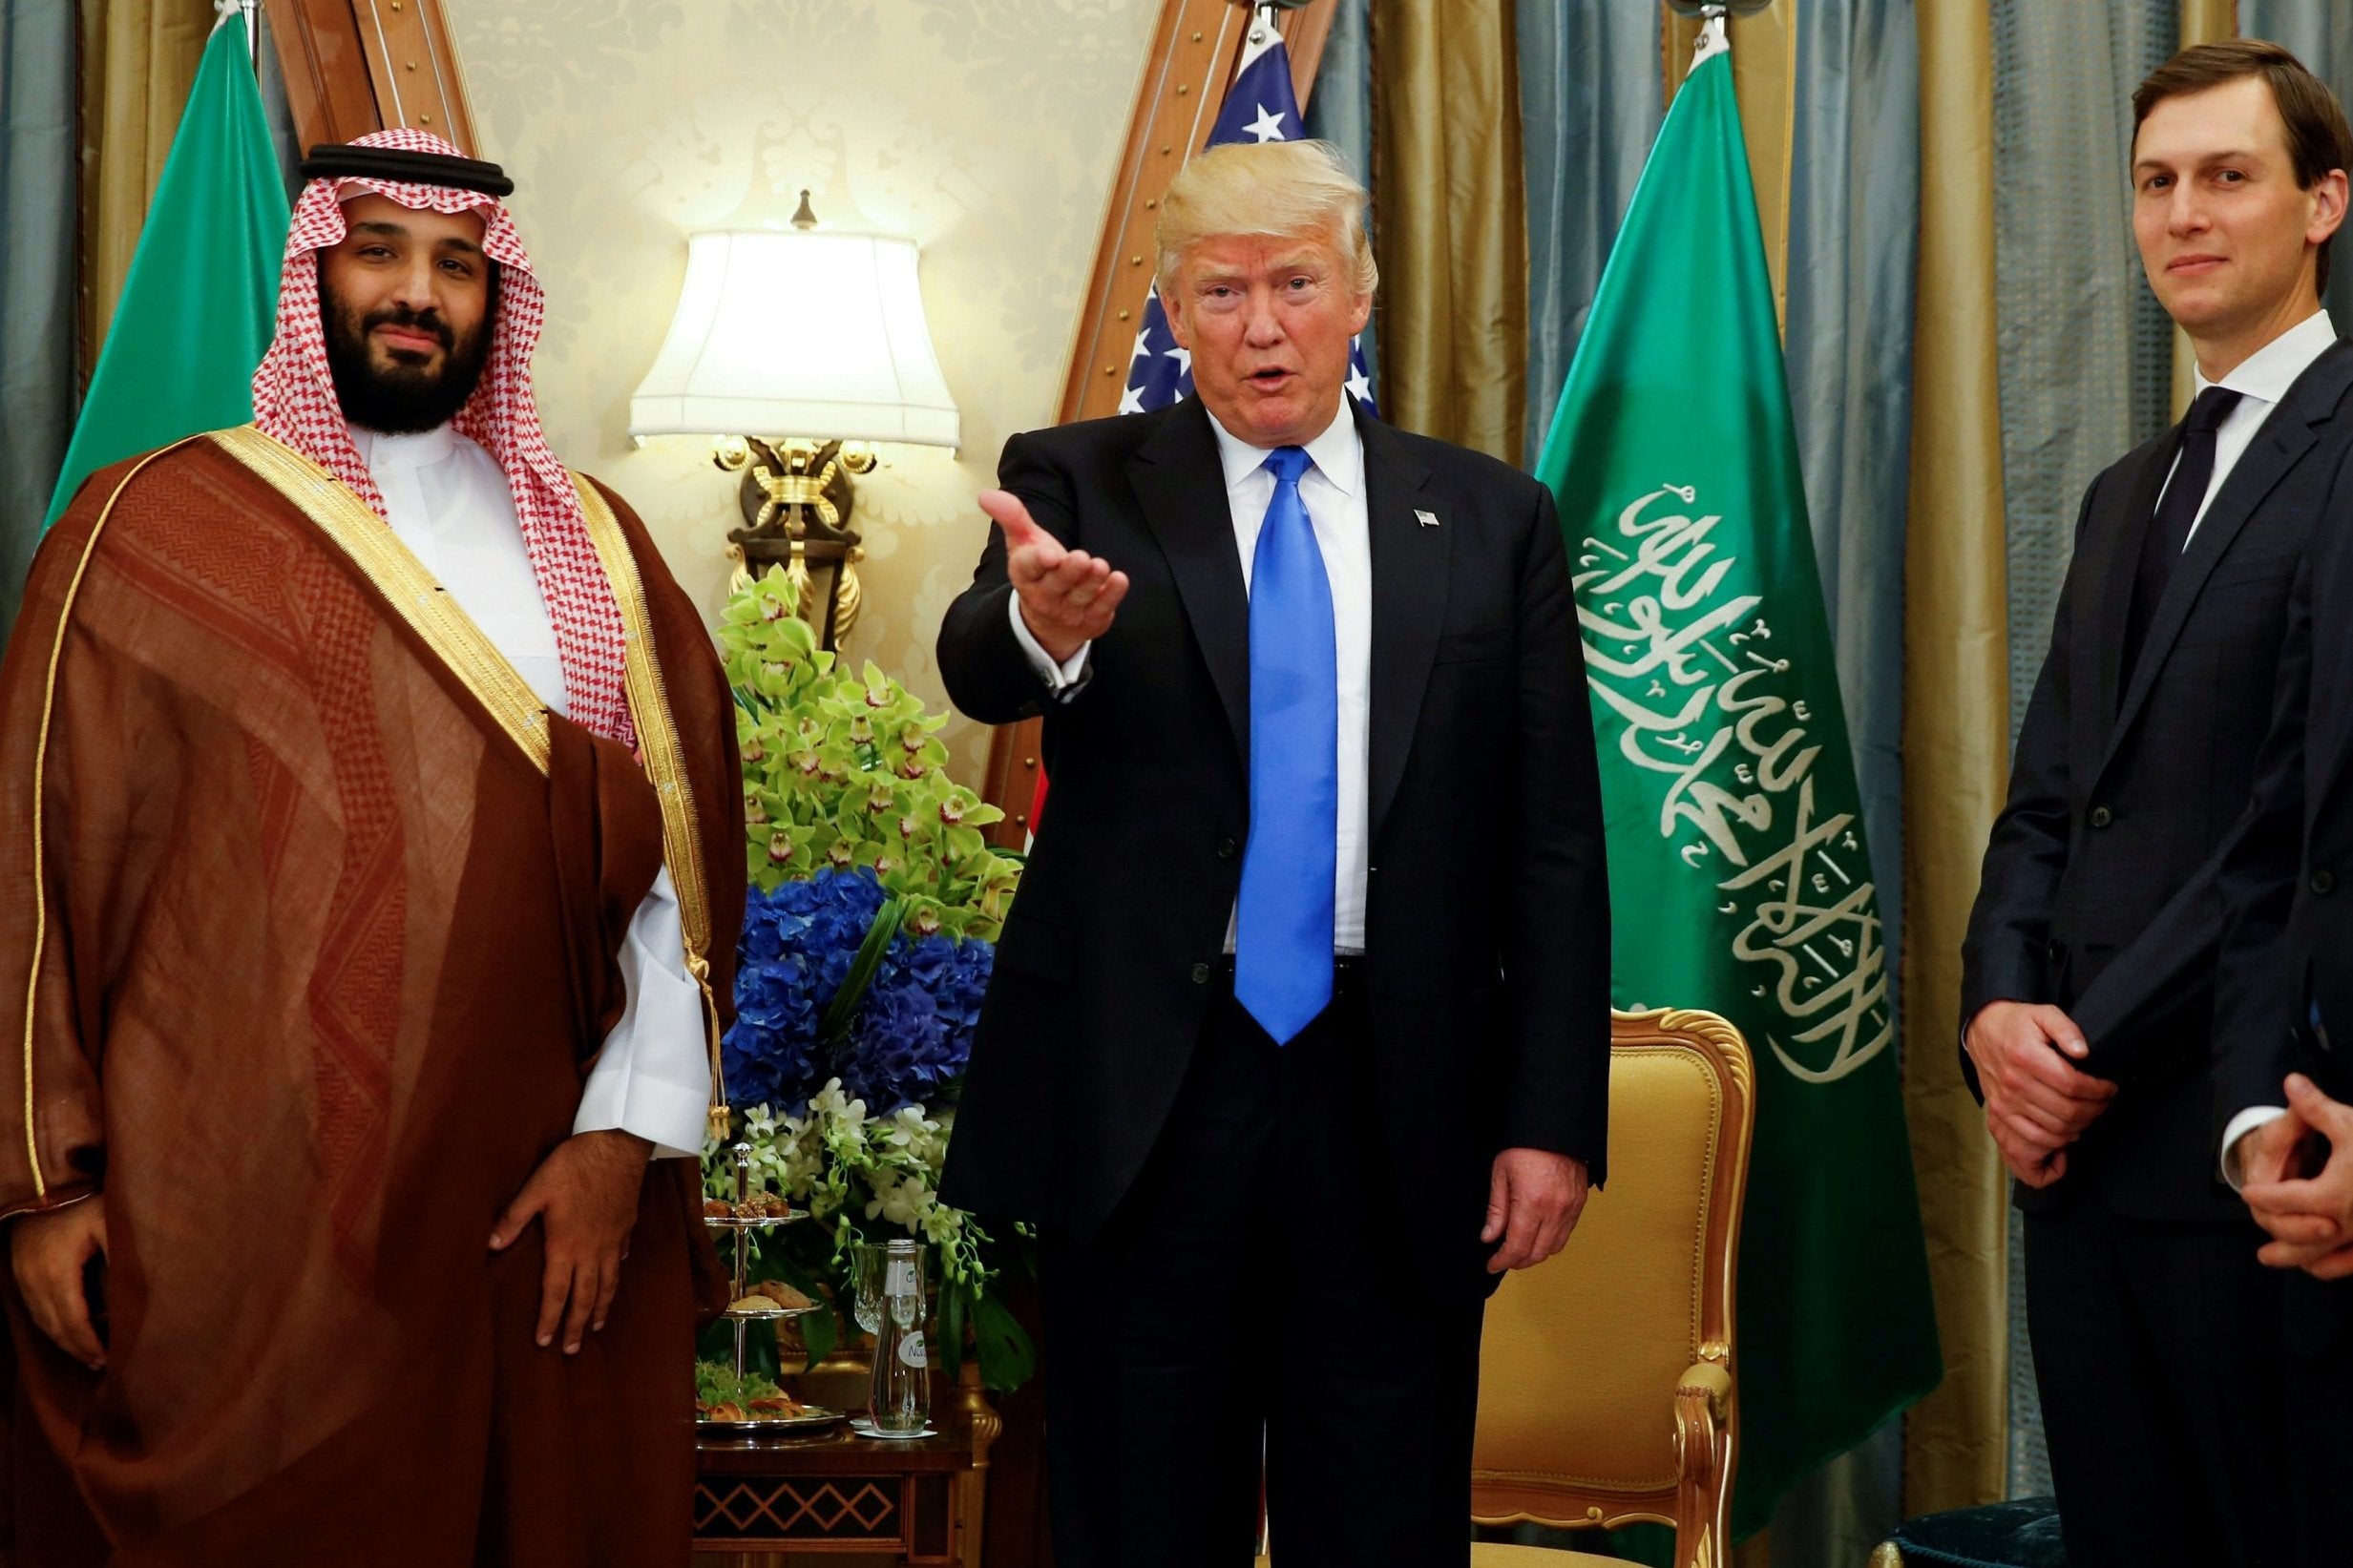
[850,1242,888,1338]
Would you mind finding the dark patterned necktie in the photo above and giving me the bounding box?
[2123,384,2243,691]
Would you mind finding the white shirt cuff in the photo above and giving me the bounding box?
[2219,1105,2289,1191]
[574,864,713,1158]
[1006,592,1091,700]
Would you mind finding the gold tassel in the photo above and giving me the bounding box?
[690,956,729,1142]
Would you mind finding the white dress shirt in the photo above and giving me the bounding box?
[2145,309,2340,1185]
[2166,308,2337,545]
[351,423,710,1158]
[1007,404,1373,952]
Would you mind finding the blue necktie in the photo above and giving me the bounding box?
[1234,446,1337,1045]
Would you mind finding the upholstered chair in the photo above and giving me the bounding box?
[1467,1008,1755,1568]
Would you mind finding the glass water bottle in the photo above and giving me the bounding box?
[866,1238,930,1437]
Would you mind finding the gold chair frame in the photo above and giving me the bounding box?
[1469,1008,1755,1568]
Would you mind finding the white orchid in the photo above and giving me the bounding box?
[705,1084,994,1297]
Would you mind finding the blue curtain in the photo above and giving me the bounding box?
[1303,0,1378,393]
[0,0,77,636]
[1986,0,2181,1498]
[2242,1,2353,331]
[1515,0,1662,470]
[1783,0,1920,1038]
[1766,2,1922,1558]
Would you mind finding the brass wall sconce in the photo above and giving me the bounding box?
[715,435,872,649]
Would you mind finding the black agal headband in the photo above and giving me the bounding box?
[299,142,515,198]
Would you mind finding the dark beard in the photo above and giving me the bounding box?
[319,270,494,435]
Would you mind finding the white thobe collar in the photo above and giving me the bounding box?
[347,420,460,470]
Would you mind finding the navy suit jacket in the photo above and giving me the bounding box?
[1961,340,2353,1218]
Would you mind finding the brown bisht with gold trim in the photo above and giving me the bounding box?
[0,428,741,1564]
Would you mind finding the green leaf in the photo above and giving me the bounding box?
[818,896,904,1044]
[792,1297,837,1365]
[937,1279,968,1382]
[969,1286,1037,1392]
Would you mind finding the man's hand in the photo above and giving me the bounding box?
[1481,1148,1590,1273]
[11,1196,108,1370]
[981,489,1128,664]
[2237,1104,2317,1190]
[1964,1000,2115,1186]
[491,1130,652,1353]
[2242,1076,2353,1278]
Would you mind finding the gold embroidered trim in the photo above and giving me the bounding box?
[20,440,200,1201]
[208,425,553,774]
[570,475,730,1139]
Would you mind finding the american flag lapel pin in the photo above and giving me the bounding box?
[1414,509,1440,529]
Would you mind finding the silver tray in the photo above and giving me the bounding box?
[721,1298,826,1321]
[703,1210,804,1230]
[698,1403,845,1434]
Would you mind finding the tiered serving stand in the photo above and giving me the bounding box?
[699,1143,843,1435]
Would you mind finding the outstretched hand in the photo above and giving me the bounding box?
[981,489,1128,663]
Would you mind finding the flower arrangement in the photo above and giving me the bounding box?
[703,567,1033,1390]
[724,868,993,1116]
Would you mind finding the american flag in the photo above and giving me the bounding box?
[1119,24,1377,417]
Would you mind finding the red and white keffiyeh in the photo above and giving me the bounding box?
[252,128,634,748]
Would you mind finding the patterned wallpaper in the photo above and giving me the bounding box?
[449,0,1159,788]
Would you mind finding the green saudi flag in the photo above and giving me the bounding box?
[46,10,288,526]
[1535,31,1940,1536]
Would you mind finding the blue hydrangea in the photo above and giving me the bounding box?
[837,934,994,1113]
[722,868,996,1117]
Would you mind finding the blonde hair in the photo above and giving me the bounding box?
[1155,140,1378,300]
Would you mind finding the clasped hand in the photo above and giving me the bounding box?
[490,1128,653,1353]
[981,489,1128,663]
[1964,1000,2117,1186]
[2239,1074,2353,1280]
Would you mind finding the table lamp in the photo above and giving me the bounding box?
[630,194,960,648]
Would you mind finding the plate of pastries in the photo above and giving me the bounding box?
[694,1361,842,1432]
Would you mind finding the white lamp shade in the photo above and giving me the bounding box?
[629,230,959,449]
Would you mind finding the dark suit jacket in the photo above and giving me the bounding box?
[2210,499,2353,1125]
[1960,340,2353,1220]
[935,398,1611,1255]
[2080,429,2353,1139]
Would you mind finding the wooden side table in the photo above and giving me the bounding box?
[693,1376,1001,1567]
